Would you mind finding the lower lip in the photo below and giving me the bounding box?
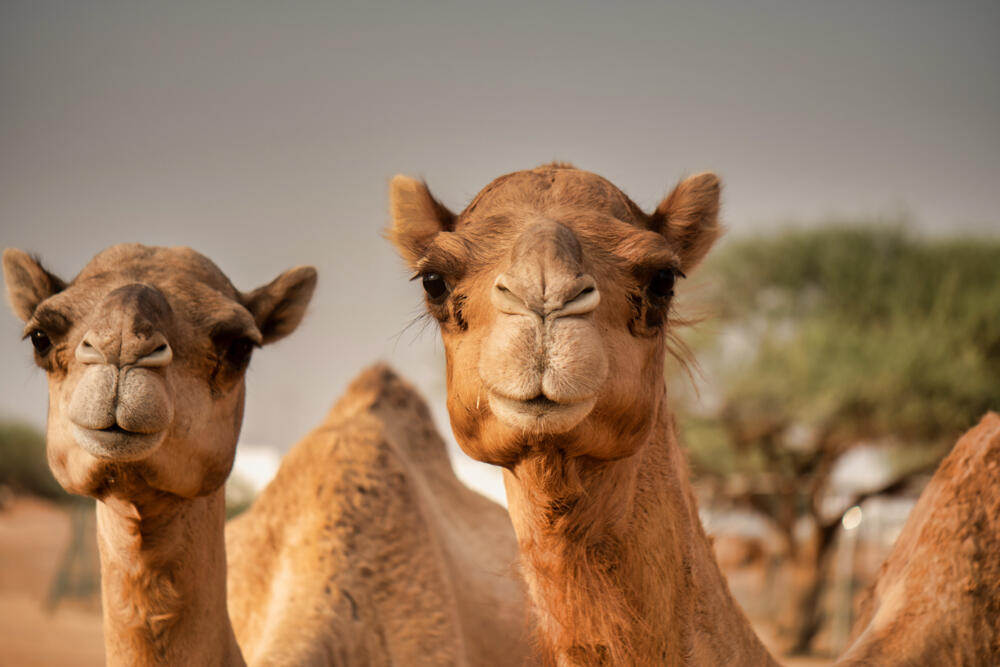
[70,424,167,461]
[486,392,596,433]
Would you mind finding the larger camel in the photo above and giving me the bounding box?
[389,163,777,665]
[389,163,1000,666]
[3,244,530,666]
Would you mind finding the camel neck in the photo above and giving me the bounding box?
[95,486,244,667]
[503,399,776,666]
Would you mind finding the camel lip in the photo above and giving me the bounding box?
[70,423,167,462]
[486,391,596,433]
[523,394,561,409]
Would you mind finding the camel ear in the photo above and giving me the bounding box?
[243,266,317,345]
[387,175,455,270]
[649,173,722,274]
[2,249,67,322]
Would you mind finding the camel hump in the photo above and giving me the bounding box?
[337,363,413,404]
[840,411,1000,665]
[535,161,577,170]
[970,410,999,448]
[326,363,451,463]
[936,411,1000,486]
[898,411,1000,542]
[974,410,1000,437]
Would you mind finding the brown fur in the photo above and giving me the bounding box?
[838,412,1000,666]
[96,489,234,665]
[3,243,315,666]
[226,364,532,666]
[4,245,531,665]
[388,164,775,665]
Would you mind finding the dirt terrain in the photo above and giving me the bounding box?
[0,495,103,666]
[0,494,828,666]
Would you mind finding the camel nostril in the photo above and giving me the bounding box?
[75,337,108,365]
[492,275,540,317]
[553,280,600,318]
[135,340,173,368]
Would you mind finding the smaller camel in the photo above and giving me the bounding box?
[3,243,316,666]
[4,244,531,666]
[839,411,1000,666]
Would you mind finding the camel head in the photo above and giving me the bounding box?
[389,163,720,466]
[3,243,316,505]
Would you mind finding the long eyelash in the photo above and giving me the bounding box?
[390,305,437,351]
[664,306,700,389]
[626,288,702,390]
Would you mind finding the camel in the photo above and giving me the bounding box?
[3,244,530,666]
[2,243,313,665]
[225,363,531,666]
[388,163,779,665]
[838,411,1000,665]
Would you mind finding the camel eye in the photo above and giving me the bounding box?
[30,330,52,356]
[225,338,255,369]
[648,269,677,299]
[421,273,449,301]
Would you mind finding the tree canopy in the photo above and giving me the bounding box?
[0,419,67,502]
[680,225,1000,479]
[673,224,1000,654]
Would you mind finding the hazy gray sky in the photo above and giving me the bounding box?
[2,1,998,496]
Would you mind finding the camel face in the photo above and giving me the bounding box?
[3,243,316,501]
[480,217,607,436]
[390,164,721,465]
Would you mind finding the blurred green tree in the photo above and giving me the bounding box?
[674,225,1000,655]
[0,419,68,502]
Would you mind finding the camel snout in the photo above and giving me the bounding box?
[492,273,600,320]
[76,331,173,369]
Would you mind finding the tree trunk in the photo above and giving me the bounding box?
[788,519,840,655]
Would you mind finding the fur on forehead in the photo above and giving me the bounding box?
[24,281,256,341]
[460,164,649,226]
[24,250,261,345]
[72,244,240,298]
[390,164,721,277]
[13,243,315,347]
[433,209,680,277]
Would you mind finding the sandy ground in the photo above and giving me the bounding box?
[0,496,104,666]
[0,495,834,666]
[758,626,833,667]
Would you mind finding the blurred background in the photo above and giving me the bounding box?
[1,1,997,664]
